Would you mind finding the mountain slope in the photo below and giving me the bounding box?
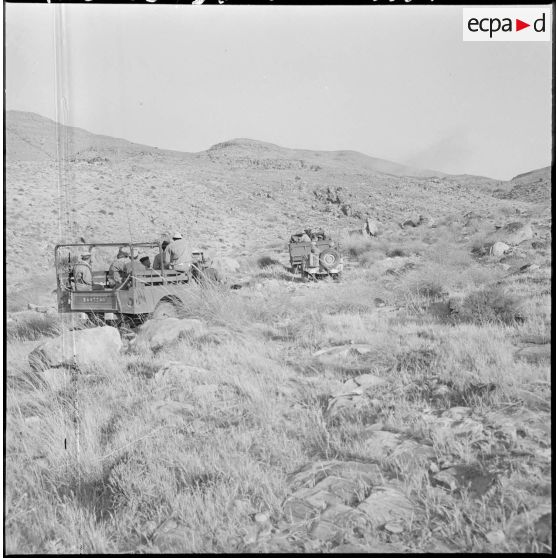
[5,110,550,301]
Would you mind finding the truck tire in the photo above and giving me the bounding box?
[319,249,340,270]
[152,299,179,319]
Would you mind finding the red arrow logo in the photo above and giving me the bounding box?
[516,19,530,31]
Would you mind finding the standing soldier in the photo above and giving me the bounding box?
[164,232,190,272]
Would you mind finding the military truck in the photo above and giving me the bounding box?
[55,241,219,326]
[288,229,343,280]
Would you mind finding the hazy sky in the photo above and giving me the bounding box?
[5,4,553,179]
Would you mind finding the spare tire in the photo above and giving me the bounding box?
[319,248,340,270]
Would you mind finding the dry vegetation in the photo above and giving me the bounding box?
[5,111,552,553]
[6,214,552,553]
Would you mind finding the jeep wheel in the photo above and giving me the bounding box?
[152,300,179,319]
[319,249,340,270]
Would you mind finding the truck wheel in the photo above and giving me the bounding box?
[152,300,179,319]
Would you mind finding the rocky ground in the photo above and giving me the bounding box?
[5,110,552,553]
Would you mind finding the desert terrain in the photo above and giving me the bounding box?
[5,110,552,553]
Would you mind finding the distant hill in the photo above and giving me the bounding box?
[491,166,551,204]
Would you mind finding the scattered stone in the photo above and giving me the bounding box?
[332,374,387,397]
[357,485,415,527]
[520,333,551,345]
[441,406,472,420]
[401,213,423,227]
[373,297,386,307]
[313,344,373,360]
[361,430,402,460]
[489,241,510,257]
[28,326,122,371]
[485,529,506,545]
[136,318,205,352]
[514,344,551,364]
[384,521,404,534]
[506,504,551,543]
[516,263,540,273]
[425,415,484,443]
[325,392,372,420]
[308,504,368,542]
[254,512,269,524]
[433,465,497,498]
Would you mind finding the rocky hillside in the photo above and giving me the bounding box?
[5,110,551,305]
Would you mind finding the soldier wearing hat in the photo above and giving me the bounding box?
[164,231,190,272]
[108,246,130,288]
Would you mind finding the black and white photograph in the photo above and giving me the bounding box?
[4,1,553,553]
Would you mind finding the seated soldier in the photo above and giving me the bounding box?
[153,240,170,270]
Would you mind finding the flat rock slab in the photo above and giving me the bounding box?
[28,326,122,371]
[423,415,485,443]
[357,485,415,527]
[288,460,384,492]
[313,344,375,370]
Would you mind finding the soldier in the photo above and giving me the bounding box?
[164,231,190,272]
[73,253,93,291]
[125,251,146,276]
[153,240,170,270]
[108,247,130,288]
[300,229,312,242]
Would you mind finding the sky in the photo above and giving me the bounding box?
[5,4,553,180]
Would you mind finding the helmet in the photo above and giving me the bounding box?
[172,231,183,240]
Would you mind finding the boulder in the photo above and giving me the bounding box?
[28,326,122,371]
[365,218,379,237]
[490,241,510,257]
[135,318,205,352]
[401,213,423,228]
[488,222,534,246]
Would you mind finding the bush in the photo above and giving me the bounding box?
[257,255,282,269]
[7,314,62,341]
[458,287,523,325]
[386,247,408,258]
